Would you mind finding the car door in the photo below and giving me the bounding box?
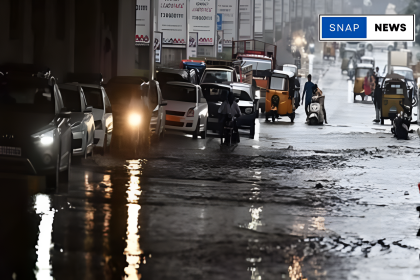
[196,86,208,122]
[54,84,71,169]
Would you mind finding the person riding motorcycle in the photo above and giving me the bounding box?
[218,91,241,144]
[312,84,327,124]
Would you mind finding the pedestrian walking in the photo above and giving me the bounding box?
[373,70,382,123]
[301,74,315,119]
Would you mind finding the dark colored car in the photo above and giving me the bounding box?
[0,65,72,188]
[105,77,166,154]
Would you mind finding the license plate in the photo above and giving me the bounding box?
[0,146,21,157]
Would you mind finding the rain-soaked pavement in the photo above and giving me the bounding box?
[2,47,420,280]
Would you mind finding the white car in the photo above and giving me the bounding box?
[200,66,238,84]
[78,83,113,154]
[163,82,208,139]
[365,41,394,52]
[59,84,95,160]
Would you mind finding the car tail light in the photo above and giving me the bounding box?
[187,108,195,117]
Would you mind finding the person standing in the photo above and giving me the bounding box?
[363,71,373,101]
[373,69,382,123]
[301,74,315,119]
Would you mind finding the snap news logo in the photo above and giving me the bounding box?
[319,15,415,41]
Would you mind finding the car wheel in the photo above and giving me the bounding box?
[193,118,200,139]
[367,44,373,52]
[200,119,207,139]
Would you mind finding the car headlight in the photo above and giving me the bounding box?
[245,108,253,114]
[128,113,141,126]
[32,128,55,146]
[187,108,195,117]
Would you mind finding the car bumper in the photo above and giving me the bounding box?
[165,116,198,132]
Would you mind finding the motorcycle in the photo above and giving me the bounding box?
[391,101,412,140]
[220,115,240,146]
[307,95,325,125]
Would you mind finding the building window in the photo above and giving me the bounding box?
[56,0,66,40]
[9,0,20,40]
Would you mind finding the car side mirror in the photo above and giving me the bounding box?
[160,101,168,106]
[84,106,93,113]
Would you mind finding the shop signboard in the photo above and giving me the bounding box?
[158,0,187,45]
[254,0,263,34]
[265,0,274,31]
[190,0,216,46]
[135,0,150,45]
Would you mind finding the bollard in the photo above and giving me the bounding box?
[348,80,353,103]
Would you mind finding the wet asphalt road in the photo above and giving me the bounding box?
[2,48,420,280]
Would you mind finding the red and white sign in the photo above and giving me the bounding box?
[190,0,216,46]
[135,0,150,45]
[158,0,187,45]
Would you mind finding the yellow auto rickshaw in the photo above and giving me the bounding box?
[380,74,412,125]
[353,63,374,101]
[360,56,375,68]
[341,48,358,74]
[323,42,336,60]
[265,70,295,122]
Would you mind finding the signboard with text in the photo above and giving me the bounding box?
[239,0,253,40]
[135,0,150,45]
[187,32,198,58]
[155,32,162,63]
[217,0,237,46]
[190,0,216,46]
[158,0,187,45]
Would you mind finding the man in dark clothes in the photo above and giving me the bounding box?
[373,72,382,123]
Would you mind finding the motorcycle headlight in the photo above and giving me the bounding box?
[32,128,55,146]
[187,108,195,117]
[128,113,141,126]
[245,108,253,114]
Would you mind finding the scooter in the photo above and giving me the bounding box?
[307,96,325,125]
[391,101,412,140]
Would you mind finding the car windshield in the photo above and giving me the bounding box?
[83,87,104,109]
[270,77,288,91]
[201,70,232,83]
[233,89,253,101]
[356,68,372,78]
[361,59,373,64]
[60,88,81,112]
[201,86,230,102]
[393,70,414,80]
[344,52,355,59]
[242,59,272,71]
[163,86,196,102]
[0,82,55,114]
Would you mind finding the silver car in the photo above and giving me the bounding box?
[59,84,95,161]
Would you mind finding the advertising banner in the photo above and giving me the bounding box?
[274,0,282,29]
[158,0,187,45]
[154,32,162,63]
[190,0,216,46]
[239,0,253,40]
[187,32,198,58]
[265,0,274,31]
[283,0,289,22]
[135,0,150,45]
[254,0,263,33]
[217,0,237,46]
[217,30,223,53]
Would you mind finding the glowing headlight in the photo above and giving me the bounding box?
[295,37,302,46]
[309,43,314,48]
[128,113,141,126]
[32,128,54,146]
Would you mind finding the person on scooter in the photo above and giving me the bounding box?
[218,91,241,144]
[301,74,314,120]
[312,84,327,124]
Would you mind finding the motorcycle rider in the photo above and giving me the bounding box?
[312,84,327,124]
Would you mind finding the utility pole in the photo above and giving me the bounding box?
[149,0,155,80]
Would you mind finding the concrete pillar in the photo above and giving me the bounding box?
[117,0,136,76]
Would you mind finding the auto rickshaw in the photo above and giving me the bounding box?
[341,48,358,74]
[265,70,295,122]
[360,56,375,68]
[353,63,374,101]
[380,74,413,125]
[323,42,336,60]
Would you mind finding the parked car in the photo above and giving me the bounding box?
[365,41,394,52]
[162,82,208,139]
[200,66,238,84]
[201,82,259,138]
[0,65,72,188]
[59,83,95,161]
[346,42,365,57]
[66,73,113,155]
[105,77,166,154]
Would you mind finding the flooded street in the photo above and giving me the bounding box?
[2,49,420,280]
